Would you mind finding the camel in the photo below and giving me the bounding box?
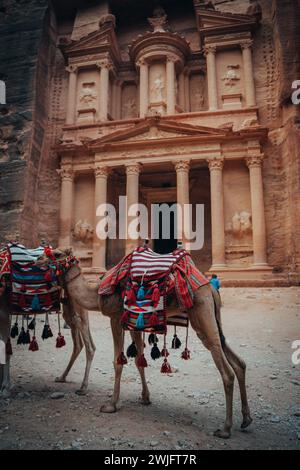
[36,247,253,439]
[0,270,96,397]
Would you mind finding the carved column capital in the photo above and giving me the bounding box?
[246,154,264,169]
[95,165,109,178]
[203,45,217,56]
[66,65,78,74]
[125,163,141,176]
[174,160,190,173]
[136,57,148,68]
[96,59,114,71]
[207,158,224,171]
[57,167,74,181]
[241,40,254,51]
[166,53,178,64]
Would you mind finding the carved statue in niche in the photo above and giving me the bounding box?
[195,90,205,109]
[123,98,137,118]
[151,74,165,102]
[226,211,252,239]
[222,65,240,87]
[72,220,94,244]
[80,82,97,105]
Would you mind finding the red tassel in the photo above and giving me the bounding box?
[44,270,52,282]
[29,336,39,352]
[117,352,128,365]
[149,311,158,327]
[151,284,160,308]
[161,358,172,374]
[137,354,148,368]
[121,310,130,324]
[19,294,27,309]
[126,286,136,306]
[20,284,27,293]
[181,348,191,360]
[161,347,169,357]
[6,338,12,356]
[56,333,66,348]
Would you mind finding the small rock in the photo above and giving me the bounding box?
[50,392,65,400]
[163,431,171,436]
[270,375,278,380]
[150,441,158,447]
[270,416,280,423]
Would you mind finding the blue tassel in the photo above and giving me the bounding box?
[31,294,40,311]
[137,285,145,300]
[136,312,145,330]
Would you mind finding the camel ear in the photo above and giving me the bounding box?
[64,247,73,257]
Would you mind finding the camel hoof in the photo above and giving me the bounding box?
[75,388,87,396]
[241,415,253,429]
[55,377,66,383]
[140,397,151,406]
[213,429,231,439]
[100,403,117,413]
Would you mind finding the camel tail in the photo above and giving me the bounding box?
[211,286,226,348]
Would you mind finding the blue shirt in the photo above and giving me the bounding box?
[210,278,220,290]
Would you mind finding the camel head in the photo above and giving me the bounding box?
[35,247,79,281]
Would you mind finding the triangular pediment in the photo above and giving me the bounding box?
[87,118,229,149]
[60,24,121,62]
[195,8,258,37]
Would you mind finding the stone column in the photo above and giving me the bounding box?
[166,56,176,115]
[184,69,190,112]
[204,45,218,111]
[126,163,141,254]
[66,66,78,125]
[97,60,111,121]
[241,40,256,107]
[93,165,109,269]
[137,59,149,118]
[174,160,190,248]
[115,80,122,120]
[246,155,268,266]
[58,167,74,247]
[178,72,185,111]
[208,158,226,268]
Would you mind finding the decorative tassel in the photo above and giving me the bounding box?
[31,294,40,311]
[181,348,190,360]
[10,322,19,338]
[6,338,12,356]
[151,343,161,360]
[148,333,158,345]
[126,341,138,358]
[151,284,160,308]
[19,294,27,309]
[42,324,53,340]
[161,347,169,357]
[161,358,172,374]
[149,311,159,328]
[137,284,145,301]
[24,329,31,345]
[117,352,128,365]
[121,310,130,325]
[56,333,66,348]
[172,334,181,349]
[136,311,144,330]
[17,326,26,345]
[28,318,36,330]
[137,354,148,368]
[29,336,39,352]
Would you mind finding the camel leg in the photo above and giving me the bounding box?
[222,343,252,429]
[131,331,151,405]
[100,316,124,413]
[0,309,11,398]
[75,308,96,395]
[189,286,235,439]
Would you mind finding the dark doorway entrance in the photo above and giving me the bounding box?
[153,202,177,254]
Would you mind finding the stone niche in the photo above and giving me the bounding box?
[216,49,244,110]
[73,174,95,265]
[189,72,207,112]
[76,69,99,124]
[223,161,253,266]
[148,61,167,115]
[121,83,138,119]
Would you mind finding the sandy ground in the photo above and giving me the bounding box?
[0,287,300,450]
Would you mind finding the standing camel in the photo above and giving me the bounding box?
[38,247,253,439]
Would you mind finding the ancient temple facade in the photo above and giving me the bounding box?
[2,0,300,286]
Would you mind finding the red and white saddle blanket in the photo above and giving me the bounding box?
[99,247,209,333]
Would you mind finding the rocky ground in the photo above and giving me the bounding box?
[0,287,300,450]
